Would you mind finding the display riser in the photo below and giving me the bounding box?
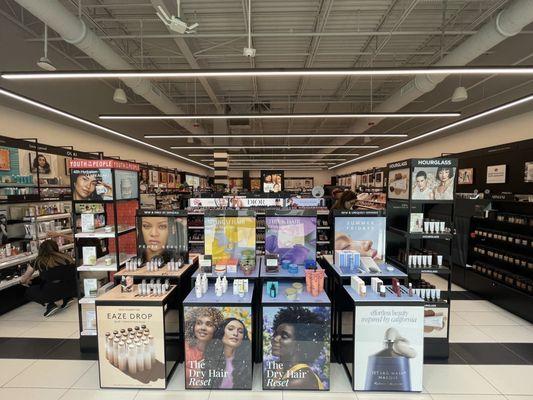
[79,335,98,353]
[0,285,29,315]
[424,338,449,359]
[464,268,533,322]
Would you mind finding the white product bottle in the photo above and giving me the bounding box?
[136,342,144,372]
[149,335,156,363]
[128,344,137,374]
[118,341,127,371]
[143,339,151,370]
[112,338,120,366]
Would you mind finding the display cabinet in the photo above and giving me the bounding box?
[70,159,140,351]
[386,158,457,358]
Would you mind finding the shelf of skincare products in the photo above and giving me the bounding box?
[471,261,533,296]
[0,251,37,271]
[24,212,71,222]
[405,253,450,274]
[473,213,532,229]
[262,281,330,303]
[185,275,254,303]
[77,253,136,271]
[74,225,136,238]
[96,284,176,304]
[115,256,194,278]
[0,270,39,292]
[472,245,532,275]
[390,226,452,240]
[194,256,260,279]
[37,228,72,240]
[260,259,322,279]
[472,228,532,251]
[344,281,423,303]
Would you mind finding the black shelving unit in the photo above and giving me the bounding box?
[465,201,532,322]
[386,158,458,358]
[70,159,140,351]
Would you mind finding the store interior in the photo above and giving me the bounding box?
[0,1,532,400]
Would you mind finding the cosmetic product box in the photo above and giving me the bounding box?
[335,249,360,270]
[226,258,238,273]
[199,255,212,273]
[265,254,280,273]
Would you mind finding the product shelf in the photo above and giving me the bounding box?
[74,225,135,238]
[24,212,71,221]
[77,253,136,272]
[0,271,39,292]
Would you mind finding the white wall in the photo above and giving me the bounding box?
[335,110,533,175]
[0,104,210,175]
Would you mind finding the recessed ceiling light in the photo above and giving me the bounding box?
[102,112,459,120]
[4,66,533,80]
[145,133,407,139]
[330,93,533,170]
[172,145,377,149]
[0,88,212,170]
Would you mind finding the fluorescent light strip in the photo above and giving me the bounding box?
[103,112,459,120]
[190,153,360,156]
[145,133,407,138]
[330,93,533,170]
[172,145,377,149]
[0,88,213,171]
[4,66,533,79]
[228,158,346,161]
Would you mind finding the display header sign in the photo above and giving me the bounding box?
[137,209,187,217]
[265,209,317,217]
[188,198,228,208]
[333,210,382,217]
[288,197,324,207]
[68,158,140,171]
[387,159,409,170]
[205,209,255,218]
[412,158,457,168]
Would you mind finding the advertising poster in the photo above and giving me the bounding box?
[458,168,474,185]
[251,178,261,191]
[70,168,113,201]
[139,167,149,193]
[411,159,457,201]
[486,164,507,184]
[334,216,386,263]
[149,170,159,185]
[263,305,330,390]
[262,170,284,193]
[387,167,410,200]
[189,198,229,208]
[136,210,188,263]
[204,216,256,264]
[265,216,317,265]
[96,305,166,389]
[115,170,139,200]
[424,306,449,339]
[525,162,533,183]
[287,197,324,208]
[184,305,253,389]
[353,305,424,391]
[0,148,10,170]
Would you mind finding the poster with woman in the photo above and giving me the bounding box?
[410,159,456,201]
[136,210,188,263]
[70,168,113,201]
[387,167,409,200]
[265,215,317,266]
[334,215,386,263]
[184,305,253,389]
[261,170,284,193]
[263,305,330,390]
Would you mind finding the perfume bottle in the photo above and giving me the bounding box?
[364,338,411,391]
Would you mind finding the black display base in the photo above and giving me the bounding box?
[465,269,533,323]
[79,335,98,353]
[451,263,466,288]
[424,337,449,359]
[0,285,29,316]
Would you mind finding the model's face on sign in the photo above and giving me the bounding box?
[75,174,97,199]
[271,323,296,357]
[438,169,450,182]
[416,176,427,189]
[142,217,170,253]
[194,316,216,342]
[222,320,244,348]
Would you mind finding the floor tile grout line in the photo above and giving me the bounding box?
[501,343,533,365]
[469,364,507,396]
[1,358,40,388]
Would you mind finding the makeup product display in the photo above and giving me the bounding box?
[304,268,325,297]
[265,254,280,273]
[261,281,331,390]
[406,251,446,270]
[96,284,175,389]
[421,219,448,234]
[335,249,361,272]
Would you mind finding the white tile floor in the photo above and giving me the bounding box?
[0,275,532,399]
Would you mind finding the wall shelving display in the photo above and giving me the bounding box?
[70,159,140,350]
[386,158,458,358]
[284,177,314,193]
[0,135,99,315]
[466,202,532,322]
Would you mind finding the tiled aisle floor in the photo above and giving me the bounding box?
[0,276,532,399]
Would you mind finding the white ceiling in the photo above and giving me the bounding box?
[1,0,533,171]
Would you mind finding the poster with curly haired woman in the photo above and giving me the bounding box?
[183,305,253,389]
[263,305,330,390]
